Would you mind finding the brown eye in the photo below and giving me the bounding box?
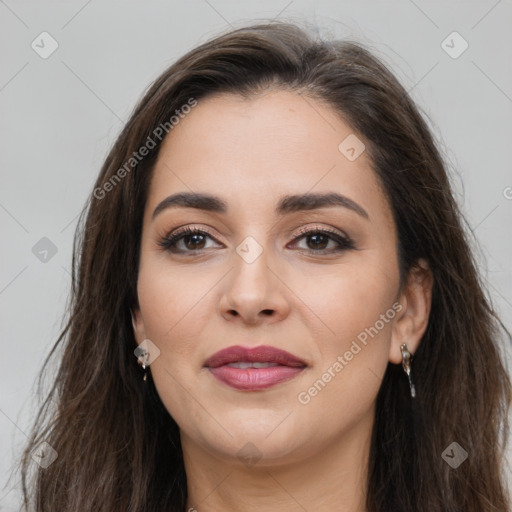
[290,228,354,254]
[158,227,221,253]
[182,233,207,250]
[158,226,354,256]
[304,233,330,250]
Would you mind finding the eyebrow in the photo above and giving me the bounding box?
[152,191,369,221]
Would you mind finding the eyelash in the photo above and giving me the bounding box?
[157,225,355,255]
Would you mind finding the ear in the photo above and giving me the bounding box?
[130,306,146,345]
[389,258,433,364]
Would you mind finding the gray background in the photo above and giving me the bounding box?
[1,0,511,509]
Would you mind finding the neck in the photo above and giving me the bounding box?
[182,404,374,512]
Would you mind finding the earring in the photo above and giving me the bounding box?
[400,343,416,398]
[130,308,149,382]
[137,349,149,382]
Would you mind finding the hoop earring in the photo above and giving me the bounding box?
[401,343,416,398]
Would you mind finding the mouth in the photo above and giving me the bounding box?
[204,345,307,391]
[204,344,307,368]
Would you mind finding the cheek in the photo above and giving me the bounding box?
[296,257,398,341]
[136,259,213,359]
[293,260,398,406]
[136,260,215,422]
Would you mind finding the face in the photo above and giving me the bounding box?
[132,89,413,467]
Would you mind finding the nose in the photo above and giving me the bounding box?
[218,239,291,326]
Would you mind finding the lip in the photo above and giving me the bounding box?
[204,345,307,368]
[204,345,307,391]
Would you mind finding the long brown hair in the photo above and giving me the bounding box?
[17,20,511,511]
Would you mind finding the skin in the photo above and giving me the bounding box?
[132,89,433,512]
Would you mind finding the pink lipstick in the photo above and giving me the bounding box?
[204,345,307,391]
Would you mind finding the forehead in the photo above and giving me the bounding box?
[145,89,390,223]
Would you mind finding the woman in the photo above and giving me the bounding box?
[18,21,511,512]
